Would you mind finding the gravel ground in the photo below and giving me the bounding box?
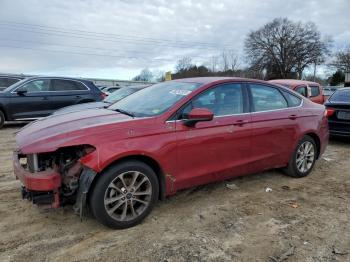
[0,125,349,262]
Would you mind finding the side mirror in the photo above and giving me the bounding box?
[183,108,214,127]
[16,90,27,96]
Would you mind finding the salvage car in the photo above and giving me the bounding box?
[53,85,148,115]
[13,77,329,229]
[324,88,350,137]
[269,79,325,104]
[0,76,104,128]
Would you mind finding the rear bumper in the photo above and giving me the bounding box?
[13,152,61,191]
[329,130,350,137]
[329,120,350,137]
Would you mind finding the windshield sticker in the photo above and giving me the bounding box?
[152,109,161,114]
[169,89,192,96]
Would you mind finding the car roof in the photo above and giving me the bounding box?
[172,77,269,85]
[128,84,150,89]
[22,76,93,84]
[336,87,350,91]
[269,79,319,87]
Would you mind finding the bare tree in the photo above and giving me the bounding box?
[244,18,331,79]
[332,47,350,72]
[221,51,229,71]
[210,55,219,72]
[227,50,239,71]
[175,56,193,73]
[132,68,153,82]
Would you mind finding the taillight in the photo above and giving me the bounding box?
[101,92,107,99]
[325,108,335,117]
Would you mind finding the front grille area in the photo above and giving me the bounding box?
[27,154,37,173]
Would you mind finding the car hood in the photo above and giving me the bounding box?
[53,101,109,115]
[16,108,137,153]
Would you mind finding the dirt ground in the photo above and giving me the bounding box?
[0,124,349,262]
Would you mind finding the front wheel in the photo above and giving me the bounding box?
[284,135,317,178]
[89,161,159,229]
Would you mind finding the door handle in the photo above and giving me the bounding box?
[76,95,81,99]
[288,114,298,120]
[233,120,249,126]
[42,96,49,100]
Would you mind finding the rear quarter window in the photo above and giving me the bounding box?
[52,80,88,91]
[281,90,302,107]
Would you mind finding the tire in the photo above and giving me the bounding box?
[284,135,317,178]
[89,160,159,229]
[0,111,5,129]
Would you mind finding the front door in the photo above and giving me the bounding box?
[174,83,252,191]
[9,79,52,119]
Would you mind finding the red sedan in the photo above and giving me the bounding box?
[14,77,329,229]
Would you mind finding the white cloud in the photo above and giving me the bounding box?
[0,0,349,79]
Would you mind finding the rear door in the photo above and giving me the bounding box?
[48,79,90,111]
[248,83,301,172]
[8,78,53,119]
[174,82,252,190]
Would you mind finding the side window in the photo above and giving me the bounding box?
[75,81,88,90]
[310,86,320,97]
[181,83,244,118]
[295,86,307,97]
[250,84,288,112]
[17,79,50,92]
[52,80,87,91]
[281,90,302,107]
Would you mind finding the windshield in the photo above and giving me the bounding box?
[329,89,350,103]
[108,81,202,117]
[104,87,140,103]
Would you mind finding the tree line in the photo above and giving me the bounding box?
[133,18,350,86]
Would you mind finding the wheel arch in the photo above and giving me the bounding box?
[0,105,8,121]
[88,154,166,201]
[303,132,321,159]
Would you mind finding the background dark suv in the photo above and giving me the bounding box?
[0,76,104,128]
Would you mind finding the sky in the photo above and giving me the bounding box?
[0,0,349,80]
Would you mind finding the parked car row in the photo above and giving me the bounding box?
[0,76,105,128]
[98,85,121,95]
[53,85,149,115]
[13,77,330,229]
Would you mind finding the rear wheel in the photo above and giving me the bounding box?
[89,161,159,229]
[0,111,5,129]
[284,135,317,178]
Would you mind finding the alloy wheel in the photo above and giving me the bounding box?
[104,171,152,222]
[296,141,315,173]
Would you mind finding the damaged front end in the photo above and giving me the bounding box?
[14,145,97,215]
